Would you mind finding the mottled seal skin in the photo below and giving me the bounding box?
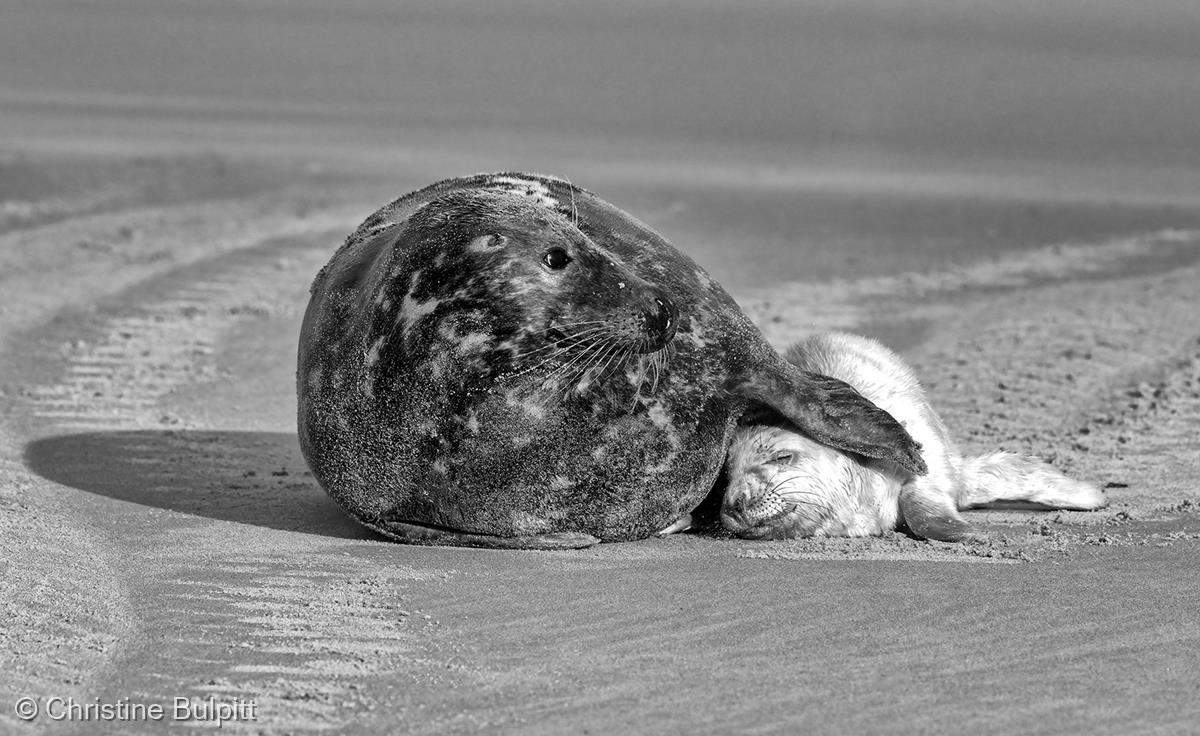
[723,332,1108,542]
[297,174,926,549]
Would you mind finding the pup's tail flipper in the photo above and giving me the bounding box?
[959,452,1108,510]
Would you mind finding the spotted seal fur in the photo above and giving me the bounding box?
[297,174,926,549]
[722,331,1108,541]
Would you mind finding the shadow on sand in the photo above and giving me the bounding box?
[24,429,376,540]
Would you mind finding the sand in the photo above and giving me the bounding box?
[4,2,1200,734]
[2,148,1198,735]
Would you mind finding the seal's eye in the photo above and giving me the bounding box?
[542,248,572,270]
[770,453,795,465]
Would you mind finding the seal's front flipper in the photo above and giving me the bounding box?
[898,489,983,543]
[365,518,600,549]
[738,360,928,476]
[656,514,694,536]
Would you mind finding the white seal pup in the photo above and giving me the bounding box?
[721,331,1108,542]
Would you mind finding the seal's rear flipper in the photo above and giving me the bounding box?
[898,490,983,543]
[959,451,1108,511]
[737,361,928,476]
[365,519,600,549]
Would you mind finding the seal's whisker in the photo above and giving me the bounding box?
[745,432,766,456]
[529,327,611,356]
[758,435,779,457]
[544,319,612,331]
[513,328,606,354]
[646,347,668,394]
[518,348,586,379]
[516,333,598,360]
[562,177,579,228]
[578,336,616,378]
[573,338,620,395]
[634,351,651,388]
[539,324,611,344]
[517,324,610,350]
[767,473,826,502]
[762,491,824,516]
[510,331,606,375]
[510,327,610,364]
[510,340,613,389]
[590,336,627,379]
[774,489,826,508]
[540,344,597,388]
[607,347,634,386]
[628,341,669,396]
[592,338,629,385]
[758,487,825,516]
[542,336,609,392]
[549,321,612,332]
[564,335,607,376]
[563,338,619,397]
[622,338,648,391]
[517,339,595,364]
[636,353,652,395]
[764,476,792,499]
[625,347,648,411]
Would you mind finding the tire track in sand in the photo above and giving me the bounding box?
[0,175,363,730]
[742,228,1200,348]
[12,213,487,732]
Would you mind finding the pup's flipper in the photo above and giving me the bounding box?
[959,452,1108,510]
[899,486,982,543]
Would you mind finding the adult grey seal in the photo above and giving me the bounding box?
[297,174,926,549]
[722,331,1107,542]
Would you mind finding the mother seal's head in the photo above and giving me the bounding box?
[297,173,926,548]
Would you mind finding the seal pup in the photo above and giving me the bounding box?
[298,174,926,549]
[722,331,1107,542]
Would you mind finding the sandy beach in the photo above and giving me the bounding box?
[3,2,1200,733]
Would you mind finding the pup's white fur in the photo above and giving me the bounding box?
[721,332,1107,541]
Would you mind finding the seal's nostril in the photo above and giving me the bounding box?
[654,298,672,328]
[650,296,677,337]
[633,293,678,353]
